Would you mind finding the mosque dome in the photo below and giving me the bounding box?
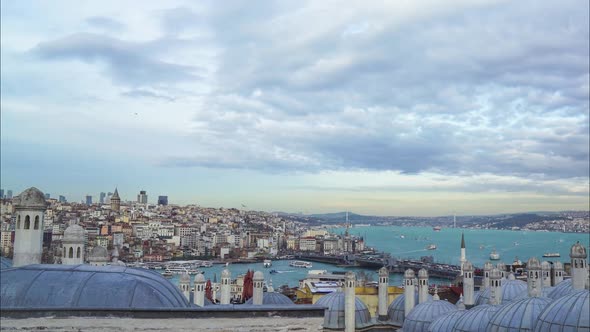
[527,257,541,269]
[387,291,433,326]
[475,279,527,305]
[180,273,191,283]
[452,304,499,332]
[195,273,205,283]
[245,292,293,305]
[570,241,587,258]
[13,187,47,210]
[253,271,264,280]
[486,296,552,332]
[548,279,575,300]
[541,261,551,270]
[553,261,563,270]
[88,246,109,262]
[483,262,494,271]
[403,300,457,332]
[63,224,85,243]
[221,269,230,278]
[0,257,12,270]
[315,291,372,330]
[534,290,589,331]
[418,268,428,278]
[427,309,466,332]
[0,264,191,309]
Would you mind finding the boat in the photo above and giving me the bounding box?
[543,253,561,258]
[289,260,313,268]
[479,244,485,250]
[162,269,174,278]
[263,259,272,268]
[433,226,441,231]
[490,250,501,260]
[513,241,519,246]
[269,269,278,274]
[400,235,405,239]
[426,244,437,250]
[513,256,522,265]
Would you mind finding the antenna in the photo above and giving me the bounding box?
[453,213,457,228]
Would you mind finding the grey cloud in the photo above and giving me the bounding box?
[85,16,125,32]
[121,89,175,101]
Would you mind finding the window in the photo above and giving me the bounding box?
[77,247,81,258]
[34,216,39,229]
[69,247,74,258]
[17,215,21,229]
[24,216,30,229]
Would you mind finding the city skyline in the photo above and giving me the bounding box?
[1,1,589,216]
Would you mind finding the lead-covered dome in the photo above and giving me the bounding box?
[88,246,109,262]
[403,300,457,332]
[452,304,499,332]
[570,241,587,258]
[476,279,527,305]
[13,187,46,210]
[316,291,371,330]
[387,291,433,326]
[0,264,191,309]
[548,279,575,300]
[63,224,85,243]
[245,292,293,305]
[428,309,466,332]
[0,257,12,270]
[487,296,552,332]
[534,290,589,331]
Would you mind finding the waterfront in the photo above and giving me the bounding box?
[164,226,589,288]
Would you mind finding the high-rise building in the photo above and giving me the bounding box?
[157,196,168,206]
[85,195,92,205]
[0,189,4,199]
[137,190,148,204]
[99,192,106,204]
[44,193,50,199]
[58,195,67,203]
[7,190,13,199]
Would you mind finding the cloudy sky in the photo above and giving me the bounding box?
[1,0,588,216]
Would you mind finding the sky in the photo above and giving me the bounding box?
[1,0,588,216]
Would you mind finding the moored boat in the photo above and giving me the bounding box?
[289,260,312,268]
[490,250,501,260]
[542,252,560,258]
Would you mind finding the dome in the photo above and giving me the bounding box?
[403,300,457,332]
[88,246,109,261]
[63,224,85,243]
[534,290,589,331]
[553,261,563,270]
[452,304,499,332]
[253,271,264,280]
[463,261,473,271]
[0,264,191,309]
[570,241,587,259]
[548,279,575,300]
[527,257,541,270]
[13,187,47,210]
[476,279,527,305]
[195,273,205,283]
[418,268,428,278]
[484,262,494,271]
[221,269,230,278]
[316,291,372,330]
[245,292,293,305]
[180,273,191,283]
[387,291,433,326]
[405,269,416,278]
[428,309,466,332]
[1,257,12,270]
[487,296,552,332]
[541,261,551,270]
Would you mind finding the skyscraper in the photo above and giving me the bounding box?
[7,190,13,199]
[0,189,4,199]
[85,195,92,205]
[158,196,168,206]
[137,190,148,204]
[44,193,50,199]
[58,195,67,203]
[99,192,106,204]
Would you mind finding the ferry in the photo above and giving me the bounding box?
[490,250,501,260]
[543,253,561,258]
[162,269,174,278]
[426,244,437,250]
[263,259,272,268]
[289,260,313,268]
[400,235,405,239]
[433,226,442,231]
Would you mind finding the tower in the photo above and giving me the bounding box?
[220,268,231,304]
[252,271,264,305]
[489,268,503,305]
[194,273,206,306]
[110,188,121,212]
[344,271,356,332]
[483,262,493,289]
[460,232,466,274]
[12,187,47,267]
[378,267,389,321]
[62,223,85,265]
[463,260,474,307]
[570,241,588,290]
[418,268,429,304]
[527,257,541,297]
[552,261,564,286]
[541,261,551,287]
[404,269,416,317]
[497,262,506,279]
[179,273,191,300]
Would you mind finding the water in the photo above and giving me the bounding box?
[164,226,589,288]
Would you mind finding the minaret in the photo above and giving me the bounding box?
[194,273,206,306]
[489,268,503,305]
[12,187,47,267]
[179,273,191,300]
[110,188,121,212]
[344,271,356,332]
[62,223,85,265]
[570,241,588,290]
[463,260,474,307]
[404,269,416,317]
[541,261,551,287]
[552,261,564,286]
[220,268,231,304]
[460,232,466,274]
[497,262,506,279]
[527,257,541,297]
[378,267,389,321]
[418,268,429,304]
[252,271,264,305]
[483,262,493,289]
